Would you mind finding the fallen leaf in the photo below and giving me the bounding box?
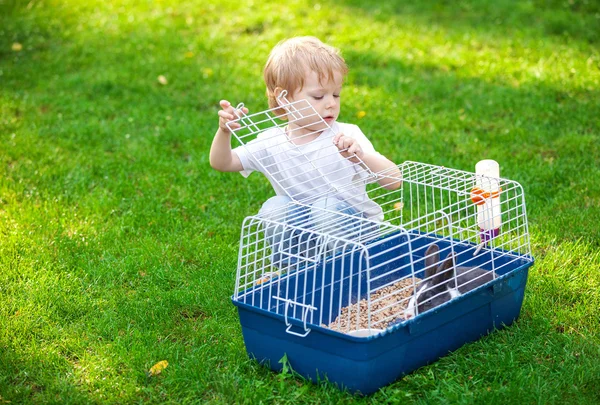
[12,42,23,52]
[394,202,404,211]
[148,360,168,376]
[157,75,168,85]
[184,51,194,58]
[356,111,366,119]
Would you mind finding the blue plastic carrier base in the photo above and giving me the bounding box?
[232,234,533,395]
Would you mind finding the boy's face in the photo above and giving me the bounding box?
[286,70,343,134]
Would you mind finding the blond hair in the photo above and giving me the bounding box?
[263,36,348,117]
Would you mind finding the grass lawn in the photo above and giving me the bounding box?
[1,0,599,403]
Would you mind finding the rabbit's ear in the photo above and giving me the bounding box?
[424,244,440,279]
[433,253,455,286]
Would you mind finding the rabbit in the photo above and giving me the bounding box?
[403,243,496,319]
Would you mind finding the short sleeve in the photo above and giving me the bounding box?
[232,128,278,178]
[232,144,257,178]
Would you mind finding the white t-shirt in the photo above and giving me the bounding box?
[233,122,384,220]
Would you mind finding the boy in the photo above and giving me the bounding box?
[210,36,401,265]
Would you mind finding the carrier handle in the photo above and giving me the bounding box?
[274,296,317,338]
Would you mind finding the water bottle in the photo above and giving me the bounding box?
[471,160,502,245]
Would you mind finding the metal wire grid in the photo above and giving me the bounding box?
[233,160,532,334]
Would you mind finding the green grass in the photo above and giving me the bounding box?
[1,0,599,403]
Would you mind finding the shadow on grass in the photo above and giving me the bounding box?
[0,345,93,403]
[327,0,600,45]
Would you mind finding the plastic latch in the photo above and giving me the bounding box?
[273,296,317,338]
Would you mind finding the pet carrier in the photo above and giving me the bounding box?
[227,94,534,394]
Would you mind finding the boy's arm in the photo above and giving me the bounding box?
[333,133,402,190]
[209,100,245,172]
[360,153,402,190]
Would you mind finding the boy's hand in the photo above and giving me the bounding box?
[333,133,364,163]
[218,100,249,134]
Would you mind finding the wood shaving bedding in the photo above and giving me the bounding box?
[322,278,421,333]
